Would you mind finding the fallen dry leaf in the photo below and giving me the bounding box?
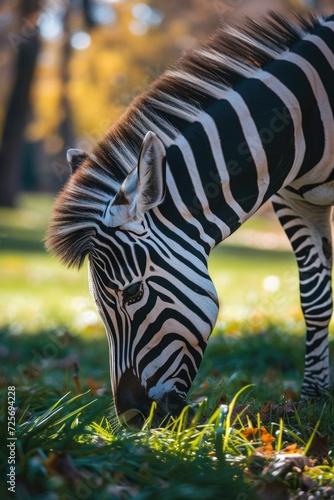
[242,426,275,445]
[280,443,303,455]
[283,389,298,401]
[260,400,300,422]
[260,427,275,444]
[86,377,105,394]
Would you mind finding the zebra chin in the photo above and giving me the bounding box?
[116,368,188,427]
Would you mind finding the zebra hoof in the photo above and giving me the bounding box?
[301,385,331,400]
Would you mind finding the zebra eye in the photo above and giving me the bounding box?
[123,282,143,306]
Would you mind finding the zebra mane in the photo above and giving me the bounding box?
[46,11,321,268]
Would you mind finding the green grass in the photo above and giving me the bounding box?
[1,194,334,499]
[1,326,334,498]
[0,194,93,332]
[0,193,301,331]
[209,244,300,324]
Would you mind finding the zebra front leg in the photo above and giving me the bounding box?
[272,190,332,398]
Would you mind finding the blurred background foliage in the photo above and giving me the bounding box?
[0,0,332,206]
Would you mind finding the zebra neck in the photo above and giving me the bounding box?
[160,17,334,248]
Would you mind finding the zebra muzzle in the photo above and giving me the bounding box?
[116,368,150,424]
[116,369,191,426]
[155,391,190,420]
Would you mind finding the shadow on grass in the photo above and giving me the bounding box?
[0,194,53,253]
[1,322,323,406]
[0,327,110,399]
[1,324,333,499]
[0,227,46,253]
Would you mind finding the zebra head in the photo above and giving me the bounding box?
[65,132,219,424]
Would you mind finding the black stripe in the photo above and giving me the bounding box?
[236,77,295,197]
[188,119,242,230]
[165,144,222,241]
[151,198,212,254]
[146,268,215,327]
[291,36,334,173]
[147,225,210,280]
[134,285,210,345]
[138,332,203,381]
[209,98,259,214]
[293,168,334,197]
[301,275,331,298]
[265,59,325,179]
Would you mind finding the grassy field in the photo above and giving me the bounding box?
[0,193,301,331]
[0,194,333,499]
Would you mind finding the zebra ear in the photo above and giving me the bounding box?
[136,132,166,212]
[67,149,89,174]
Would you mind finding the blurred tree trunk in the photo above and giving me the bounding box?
[82,0,96,29]
[53,0,96,186]
[0,0,41,207]
[58,1,95,158]
[58,4,75,159]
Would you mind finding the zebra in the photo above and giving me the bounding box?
[46,12,334,422]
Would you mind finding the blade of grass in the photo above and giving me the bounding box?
[223,384,254,452]
[215,404,228,464]
[142,401,157,431]
[304,420,321,456]
[275,418,284,452]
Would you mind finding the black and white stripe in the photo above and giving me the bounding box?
[46,12,334,419]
